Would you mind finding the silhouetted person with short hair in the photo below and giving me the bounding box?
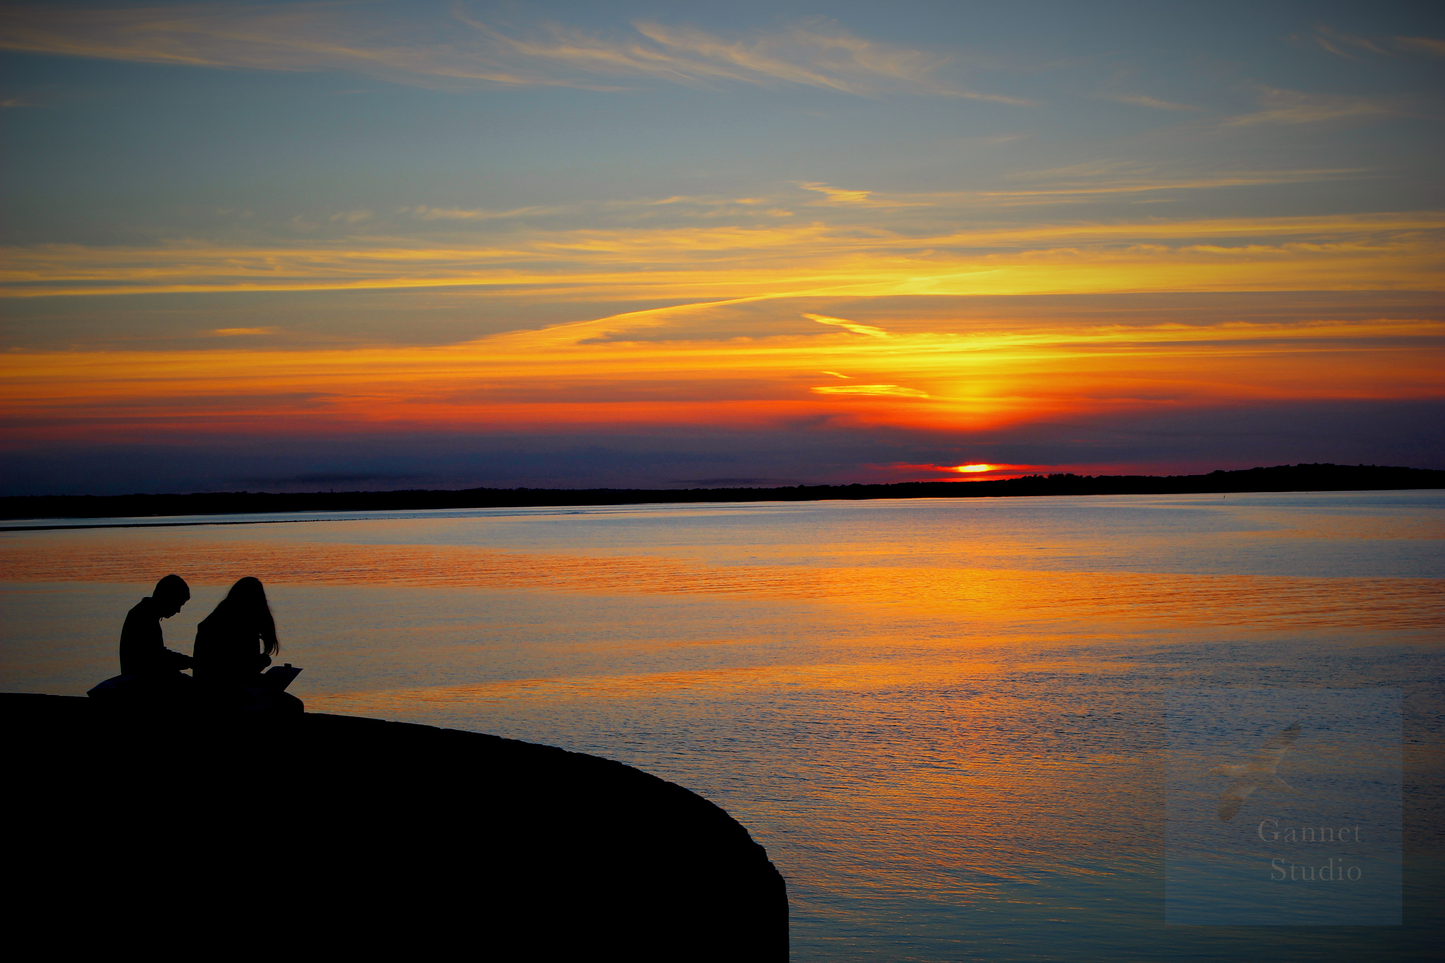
[194,576,302,713]
[120,573,193,676]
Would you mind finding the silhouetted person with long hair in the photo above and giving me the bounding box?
[120,574,193,676]
[194,577,301,713]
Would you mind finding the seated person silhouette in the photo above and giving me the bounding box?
[119,573,194,676]
[87,573,197,704]
[193,576,303,714]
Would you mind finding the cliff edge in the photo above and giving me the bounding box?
[4,693,787,960]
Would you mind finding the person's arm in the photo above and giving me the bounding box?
[164,647,194,670]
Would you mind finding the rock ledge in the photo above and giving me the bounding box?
[6,693,787,960]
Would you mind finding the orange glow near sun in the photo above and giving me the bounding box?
[1,301,1442,447]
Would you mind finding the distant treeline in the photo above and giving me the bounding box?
[2,463,1441,523]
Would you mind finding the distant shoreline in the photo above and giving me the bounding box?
[2,463,1440,528]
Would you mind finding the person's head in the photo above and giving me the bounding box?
[153,573,190,618]
[219,576,279,656]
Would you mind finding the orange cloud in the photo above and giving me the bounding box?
[810,384,930,397]
[805,314,890,337]
[4,297,1441,444]
[2,211,1439,300]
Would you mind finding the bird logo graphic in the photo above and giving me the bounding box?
[1208,722,1302,822]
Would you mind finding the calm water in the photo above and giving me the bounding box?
[3,491,1442,961]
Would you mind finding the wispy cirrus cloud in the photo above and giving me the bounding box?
[1395,35,1445,57]
[383,170,1379,237]
[980,164,1373,204]
[398,194,782,226]
[811,384,929,398]
[211,327,278,336]
[1301,25,1389,60]
[799,183,874,204]
[464,15,1007,98]
[1099,92,1203,111]
[0,3,538,85]
[2,210,1438,302]
[402,204,570,222]
[805,315,890,338]
[0,3,1023,100]
[1227,85,1396,126]
[322,171,1373,235]
[1298,24,1445,60]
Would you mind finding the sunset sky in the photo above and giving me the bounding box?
[2,1,1442,495]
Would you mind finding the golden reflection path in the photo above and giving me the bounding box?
[3,536,1439,631]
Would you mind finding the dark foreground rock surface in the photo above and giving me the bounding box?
[5,693,787,960]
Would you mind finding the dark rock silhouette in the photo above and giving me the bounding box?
[5,693,787,960]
